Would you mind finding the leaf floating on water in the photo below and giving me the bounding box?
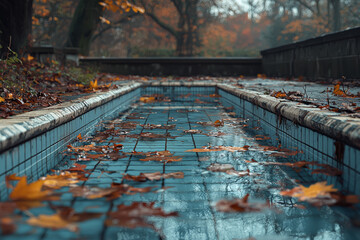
[70,183,154,200]
[216,194,269,213]
[9,176,59,209]
[27,214,78,232]
[280,181,358,206]
[139,151,182,163]
[106,202,178,229]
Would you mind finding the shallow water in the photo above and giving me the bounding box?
[5,92,360,240]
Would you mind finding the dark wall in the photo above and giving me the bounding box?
[80,57,262,77]
[261,27,360,81]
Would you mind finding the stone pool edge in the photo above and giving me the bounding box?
[0,82,142,153]
[217,83,360,150]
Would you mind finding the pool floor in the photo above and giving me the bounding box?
[4,94,360,240]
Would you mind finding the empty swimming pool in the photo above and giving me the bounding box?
[2,85,360,240]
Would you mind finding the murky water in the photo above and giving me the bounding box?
[5,91,360,240]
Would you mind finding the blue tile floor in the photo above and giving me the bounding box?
[3,94,360,240]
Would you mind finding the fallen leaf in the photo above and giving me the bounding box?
[216,194,269,213]
[27,214,78,232]
[106,202,178,229]
[77,133,82,140]
[123,172,184,182]
[9,176,58,208]
[279,182,357,206]
[139,151,182,163]
[0,218,16,235]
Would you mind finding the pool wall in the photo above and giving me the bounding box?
[0,82,141,200]
[218,84,360,194]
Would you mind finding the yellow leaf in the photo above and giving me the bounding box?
[140,96,155,103]
[0,97,5,103]
[27,214,78,232]
[10,176,55,201]
[89,79,98,90]
[27,55,35,61]
[294,182,337,200]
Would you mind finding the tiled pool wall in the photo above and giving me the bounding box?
[142,86,217,100]
[219,88,360,195]
[0,88,141,200]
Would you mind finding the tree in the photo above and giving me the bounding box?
[0,0,33,58]
[132,0,202,56]
[65,0,103,55]
[65,0,144,56]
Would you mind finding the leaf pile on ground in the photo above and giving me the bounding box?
[0,57,119,118]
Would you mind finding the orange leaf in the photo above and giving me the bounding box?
[77,133,82,140]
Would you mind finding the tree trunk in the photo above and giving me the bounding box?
[331,0,341,31]
[65,0,103,56]
[0,0,33,58]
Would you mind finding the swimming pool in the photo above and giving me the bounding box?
[1,83,360,239]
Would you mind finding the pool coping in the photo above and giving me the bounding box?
[0,80,359,154]
[0,82,142,153]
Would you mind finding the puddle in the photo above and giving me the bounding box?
[2,89,360,240]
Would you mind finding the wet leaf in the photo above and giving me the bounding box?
[70,183,154,200]
[27,214,78,232]
[139,151,182,163]
[5,174,22,188]
[0,218,16,235]
[9,176,59,209]
[216,194,269,213]
[106,202,178,229]
[77,133,82,140]
[54,206,103,223]
[42,172,84,189]
[279,182,357,206]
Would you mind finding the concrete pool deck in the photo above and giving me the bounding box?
[0,78,360,239]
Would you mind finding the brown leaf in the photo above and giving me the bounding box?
[0,218,16,235]
[139,151,182,163]
[216,194,269,213]
[123,172,184,182]
[106,202,178,229]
